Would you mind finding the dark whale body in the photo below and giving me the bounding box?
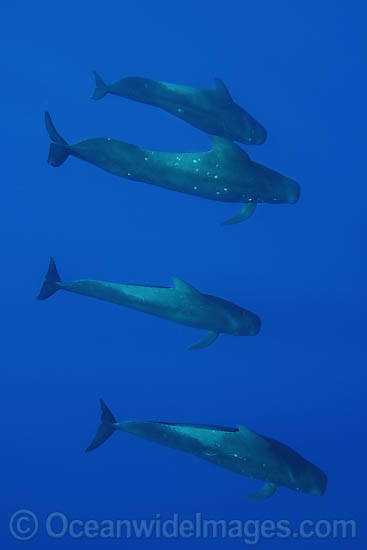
[45,113,299,225]
[37,258,260,350]
[87,399,327,499]
[92,72,267,145]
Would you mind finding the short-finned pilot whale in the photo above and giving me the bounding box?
[91,72,267,146]
[45,113,299,225]
[87,399,327,499]
[37,258,260,350]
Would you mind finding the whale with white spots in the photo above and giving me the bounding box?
[86,399,328,499]
[45,113,299,225]
[91,72,267,145]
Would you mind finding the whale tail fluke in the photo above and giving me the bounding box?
[48,142,70,167]
[86,399,117,452]
[37,257,62,300]
[91,71,109,100]
[45,112,70,167]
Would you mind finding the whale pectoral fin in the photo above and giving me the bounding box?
[221,203,257,226]
[245,482,278,500]
[188,331,219,351]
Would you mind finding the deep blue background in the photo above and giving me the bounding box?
[1,1,365,547]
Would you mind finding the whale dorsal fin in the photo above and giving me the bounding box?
[172,277,201,296]
[237,424,270,451]
[210,136,250,162]
[214,78,234,103]
[237,424,257,437]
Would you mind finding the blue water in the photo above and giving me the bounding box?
[2,1,365,547]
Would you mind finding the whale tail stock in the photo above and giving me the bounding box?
[45,112,70,167]
[37,257,62,300]
[91,71,109,100]
[86,399,117,452]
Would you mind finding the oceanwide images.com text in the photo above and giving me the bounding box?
[9,510,357,545]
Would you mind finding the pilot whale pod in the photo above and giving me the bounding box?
[45,113,300,225]
[37,258,261,350]
[87,399,327,499]
[91,72,267,145]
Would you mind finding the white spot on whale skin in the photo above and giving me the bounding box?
[215,163,220,168]
[195,168,199,172]
[206,172,211,176]
[223,187,228,191]
[193,186,198,190]
[193,159,198,164]
[144,157,148,161]
[216,191,220,195]
[177,107,183,113]
[214,175,218,179]
[127,172,132,176]
[107,138,111,141]
[176,156,181,161]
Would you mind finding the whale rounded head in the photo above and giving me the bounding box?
[265,175,300,204]
[309,468,328,496]
[233,105,267,145]
[246,124,268,145]
[300,464,327,496]
[282,177,300,204]
[235,311,261,336]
